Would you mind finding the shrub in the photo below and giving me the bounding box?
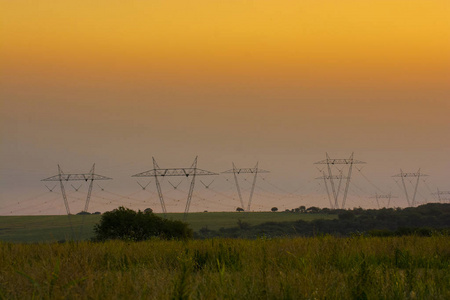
[93,207,193,241]
[338,211,355,220]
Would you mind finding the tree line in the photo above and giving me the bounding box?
[197,203,450,239]
[92,203,449,241]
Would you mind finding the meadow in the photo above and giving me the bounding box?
[0,212,336,243]
[0,236,449,299]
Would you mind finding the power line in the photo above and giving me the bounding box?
[392,169,428,207]
[222,162,270,211]
[314,152,366,209]
[42,164,112,239]
[132,156,218,219]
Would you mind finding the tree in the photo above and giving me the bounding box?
[271,207,278,212]
[306,206,321,213]
[293,206,306,213]
[93,207,193,241]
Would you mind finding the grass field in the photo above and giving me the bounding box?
[0,212,336,243]
[1,236,449,299]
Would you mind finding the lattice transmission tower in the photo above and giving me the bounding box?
[42,164,112,237]
[316,173,348,209]
[222,162,269,212]
[392,169,428,207]
[431,189,450,203]
[314,153,366,209]
[370,193,398,209]
[132,156,218,219]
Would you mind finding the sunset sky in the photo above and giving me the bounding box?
[1,1,449,214]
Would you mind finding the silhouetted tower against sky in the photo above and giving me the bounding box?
[314,153,366,209]
[42,164,112,238]
[132,157,218,219]
[370,193,398,209]
[431,189,450,203]
[392,169,428,207]
[222,162,269,211]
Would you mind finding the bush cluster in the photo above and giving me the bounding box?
[93,207,193,241]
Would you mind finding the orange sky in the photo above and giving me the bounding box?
[1,1,449,214]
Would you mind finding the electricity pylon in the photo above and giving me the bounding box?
[132,157,218,219]
[392,169,428,207]
[370,193,398,209]
[42,164,112,238]
[315,173,349,209]
[42,164,112,214]
[431,189,450,203]
[222,162,269,211]
[314,153,365,209]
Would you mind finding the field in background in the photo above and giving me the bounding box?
[0,212,336,243]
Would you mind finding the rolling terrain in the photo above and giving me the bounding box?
[0,212,336,243]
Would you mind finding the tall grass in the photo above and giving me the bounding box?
[0,236,449,299]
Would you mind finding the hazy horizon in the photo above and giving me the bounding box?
[1,1,449,215]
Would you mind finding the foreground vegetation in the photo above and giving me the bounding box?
[0,236,449,299]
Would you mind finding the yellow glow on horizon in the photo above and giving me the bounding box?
[1,0,449,89]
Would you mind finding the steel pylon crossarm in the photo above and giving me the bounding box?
[131,157,218,218]
[222,168,270,174]
[41,164,112,239]
[41,165,112,212]
[315,175,349,180]
[432,191,450,195]
[370,193,398,208]
[432,190,450,202]
[370,194,398,199]
[314,159,366,165]
[392,172,429,178]
[42,174,112,181]
[222,162,269,212]
[132,168,218,177]
[392,169,428,207]
[314,152,364,209]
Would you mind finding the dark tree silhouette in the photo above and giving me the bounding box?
[94,207,192,241]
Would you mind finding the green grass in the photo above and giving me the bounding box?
[0,236,448,299]
[0,215,101,243]
[0,212,335,243]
